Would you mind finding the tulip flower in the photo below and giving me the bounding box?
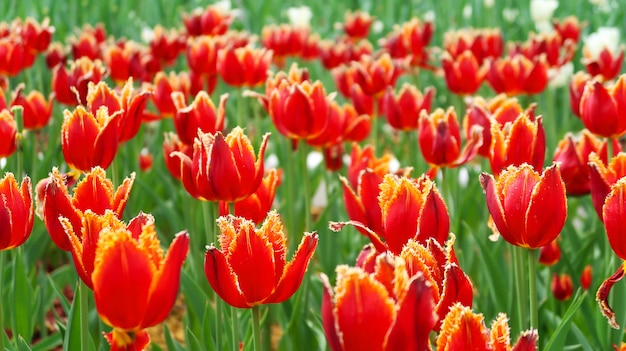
[85,80,151,143]
[0,173,34,250]
[172,91,226,145]
[45,42,67,69]
[321,254,437,351]
[342,10,374,40]
[138,148,153,172]
[480,163,567,249]
[52,56,106,106]
[346,143,396,189]
[0,110,17,158]
[10,85,54,130]
[381,84,434,131]
[582,27,623,82]
[552,273,573,301]
[553,16,585,44]
[443,28,503,65]
[145,71,192,120]
[581,265,592,290]
[380,18,433,67]
[182,4,233,37]
[489,112,546,176]
[162,132,191,181]
[351,53,402,97]
[204,211,318,308]
[589,152,626,221]
[0,35,29,77]
[487,54,549,96]
[261,24,308,67]
[569,71,592,117]
[218,168,282,224]
[538,238,561,266]
[552,130,618,196]
[93,217,189,350]
[61,105,121,171]
[441,51,487,95]
[217,46,272,88]
[102,40,151,84]
[175,127,269,202]
[436,303,538,350]
[579,76,626,138]
[418,107,482,170]
[148,25,186,68]
[318,38,372,70]
[41,167,134,251]
[69,24,106,60]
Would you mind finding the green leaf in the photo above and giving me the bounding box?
[63,282,83,351]
[544,290,587,351]
[163,324,185,351]
[31,332,62,351]
[185,327,204,351]
[201,302,216,351]
[11,249,35,342]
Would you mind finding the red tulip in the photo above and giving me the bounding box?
[381,84,434,131]
[441,51,487,95]
[0,173,33,250]
[552,273,573,301]
[0,109,17,158]
[487,54,548,96]
[218,168,282,224]
[579,76,626,138]
[217,46,272,88]
[589,152,626,221]
[342,10,374,40]
[172,91,226,145]
[52,57,106,106]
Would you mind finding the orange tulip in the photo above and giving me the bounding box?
[0,173,33,250]
[589,152,626,221]
[86,80,151,143]
[61,105,121,171]
[480,164,567,249]
[342,10,374,40]
[489,112,546,176]
[602,178,626,261]
[0,109,17,158]
[321,253,437,351]
[217,46,272,88]
[444,28,503,65]
[52,57,106,106]
[436,303,538,351]
[102,40,150,84]
[579,76,626,138]
[381,84,434,131]
[380,18,433,68]
[346,143,393,189]
[93,217,189,350]
[172,91,226,145]
[175,127,269,202]
[219,168,282,224]
[41,167,134,251]
[441,51,487,95]
[204,211,318,307]
[551,273,573,301]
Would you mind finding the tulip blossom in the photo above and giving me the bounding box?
[147,25,186,68]
[346,143,396,189]
[0,173,34,250]
[261,24,308,67]
[581,265,592,290]
[436,303,538,350]
[145,71,192,120]
[351,53,402,97]
[539,238,561,266]
[93,217,189,350]
[218,168,282,224]
[10,85,54,130]
[489,112,546,176]
[138,148,153,172]
[487,54,549,95]
[342,10,374,40]
[182,4,233,37]
[441,51,487,95]
[480,163,567,249]
[569,71,592,117]
[205,211,318,307]
[553,16,585,44]
[52,56,106,106]
[0,35,29,76]
[443,28,503,65]
[579,76,626,138]
[0,109,17,158]
[582,27,623,82]
[172,91,226,145]
[552,273,573,301]
[321,253,437,351]
[61,105,121,172]
[175,127,269,202]
[418,107,482,170]
[381,84,434,131]
[162,132,192,181]
[69,24,106,60]
[102,40,151,84]
[380,18,434,67]
[553,130,618,196]
[41,167,134,251]
[217,46,272,88]
[589,152,626,221]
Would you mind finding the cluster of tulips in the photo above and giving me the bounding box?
[0,1,625,350]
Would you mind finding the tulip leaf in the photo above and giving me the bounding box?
[11,248,36,343]
[31,332,62,351]
[63,282,87,351]
[185,327,204,351]
[16,335,32,351]
[544,289,586,351]
[201,302,216,351]
[163,324,185,351]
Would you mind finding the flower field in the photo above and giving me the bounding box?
[0,0,625,350]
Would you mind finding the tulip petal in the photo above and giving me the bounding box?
[436,303,489,350]
[480,173,514,245]
[525,165,567,248]
[204,246,249,308]
[511,329,538,351]
[435,264,474,329]
[42,171,82,251]
[320,273,343,351]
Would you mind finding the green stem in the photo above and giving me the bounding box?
[369,101,379,155]
[527,248,538,330]
[230,306,238,350]
[513,246,528,334]
[79,280,89,351]
[110,155,119,188]
[11,106,24,179]
[300,144,311,231]
[237,87,245,131]
[202,201,221,349]
[286,139,297,242]
[251,305,262,351]
[0,250,5,350]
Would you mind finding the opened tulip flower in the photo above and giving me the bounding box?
[175,127,269,202]
[480,163,567,249]
[441,51,487,95]
[552,273,573,301]
[217,46,272,87]
[41,167,134,251]
[381,83,434,131]
[588,152,626,220]
[436,303,538,350]
[0,173,34,250]
[579,75,626,138]
[172,91,226,145]
[204,211,318,307]
[52,56,106,106]
[321,254,437,351]
[92,216,189,351]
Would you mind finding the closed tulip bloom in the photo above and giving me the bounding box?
[419,107,483,169]
[61,105,121,171]
[441,51,487,95]
[41,167,134,251]
[321,255,437,351]
[52,57,106,106]
[145,71,192,120]
[602,178,626,261]
[436,304,538,351]
[205,211,318,307]
[0,173,34,250]
[487,54,548,95]
[182,4,233,37]
[261,24,308,67]
[219,168,282,224]
[11,85,54,130]
[579,76,626,138]
[381,84,434,131]
[342,10,374,40]
[341,169,386,240]
[176,127,269,202]
[172,91,226,145]
[346,143,395,188]
[351,53,402,97]
[86,80,151,143]
[0,110,17,158]
[569,71,592,117]
[162,132,191,181]
[69,24,106,60]
[489,112,546,176]
[0,36,28,76]
[93,219,189,350]
[581,265,592,290]
[553,16,584,44]
[480,163,567,249]
[583,46,624,82]
[217,46,272,88]
[589,152,626,221]
[551,273,573,301]
[539,238,561,266]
